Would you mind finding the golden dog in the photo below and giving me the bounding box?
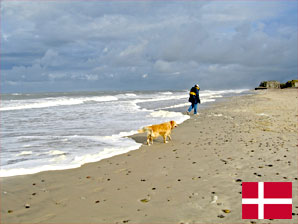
[138,120,177,145]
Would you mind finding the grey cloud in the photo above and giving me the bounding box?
[1,1,297,93]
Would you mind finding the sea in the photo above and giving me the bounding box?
[0,89,250,177]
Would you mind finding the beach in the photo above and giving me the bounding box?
[1,88,297,223]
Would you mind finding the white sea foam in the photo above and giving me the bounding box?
[160,91,173,95]
[64,131,138,143]
[48,150,66,155]
[115,93,138,99]
[102,130,139,140]
[72,143,140,164]
[0,138,141,177]
[23,144,33,148]
[17,151,33,156]
[133,94,188,104]
[1,96,118,111]
[125,93,137,97]
[50,155,67,162]
[159,103,190,110]
[149,110,189,124]
[149,110,182,118]
[132,89,248,105]
[158,97,215,110]
[90,96,118,102]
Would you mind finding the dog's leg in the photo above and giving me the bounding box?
[147,134,151,145]
[150,135,154,145]
[163,135,168,143]
[147,134,155,146]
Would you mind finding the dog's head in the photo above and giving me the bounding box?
[170,120,178,129]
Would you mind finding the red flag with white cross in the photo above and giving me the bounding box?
[242,182,292,219]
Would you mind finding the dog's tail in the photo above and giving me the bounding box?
[138,126,151,134]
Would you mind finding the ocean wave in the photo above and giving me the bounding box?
[64,132,139,146]
[159,103,190,110]
[48,150,66,155]
[16,151,33,156]
[157,97,216,110]
[1,89,248,177]
[160,91,173,95]
[1,95,118,111]
[0,138,141,177]
[132,89,247,105]
[148,110,189,124]
[72,143,140,164]
[133,94,188,104]
[50,155,67,162]
[149,110,182,118]
[124,93,137,97]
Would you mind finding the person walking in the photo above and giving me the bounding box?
[187,84,201,115]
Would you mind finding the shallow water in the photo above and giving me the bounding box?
[0,89,249,177]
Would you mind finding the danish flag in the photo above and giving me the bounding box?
[242,182,292,219]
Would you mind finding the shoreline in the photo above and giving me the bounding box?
[0,89,248,178]
[129,89,256,143]
[1,88,297,223]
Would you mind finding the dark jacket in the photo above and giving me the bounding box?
[188,86,200,104]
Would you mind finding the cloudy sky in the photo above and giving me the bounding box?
[1,0,297,93]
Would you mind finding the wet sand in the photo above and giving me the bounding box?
[1,88,297,223]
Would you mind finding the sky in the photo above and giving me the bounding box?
[1,0,297,93]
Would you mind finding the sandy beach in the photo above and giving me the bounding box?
[1,88,297,223]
